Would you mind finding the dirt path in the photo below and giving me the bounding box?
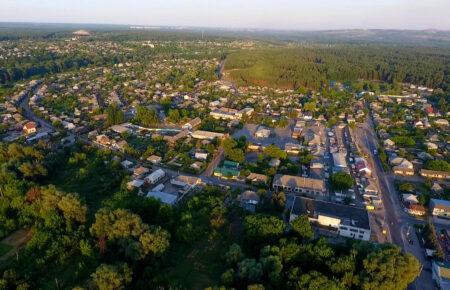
[0,228,33,262]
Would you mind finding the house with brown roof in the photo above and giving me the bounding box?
[246,173,269,185]
[182,117,202,131]
[23,121,37,134]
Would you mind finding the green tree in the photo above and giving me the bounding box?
[264,145,287,160]
[329,172,354,191]
[425,160,450,172]
[244,214,285,244]
[360,245,420,290]
[106,104,124,126]
[291,215,314,240]
[135,105,159,127]
[91,263,132,290]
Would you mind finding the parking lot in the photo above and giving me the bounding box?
[233,121,297,148]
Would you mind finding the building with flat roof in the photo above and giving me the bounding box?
[290,197,371,241]
[191,130,225,140]
[432,261,450,290]
[147,191,177,205]
[431,199,450,219]
[272,174,326,197]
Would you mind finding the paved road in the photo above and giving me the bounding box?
[356,113,433,290]
[202,146,224,177]
[17,84,53,132]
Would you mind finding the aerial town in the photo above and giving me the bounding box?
[0,22,449,290]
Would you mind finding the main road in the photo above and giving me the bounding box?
[355,113,432,290]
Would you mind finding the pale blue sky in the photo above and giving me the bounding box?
[1,0,449,30]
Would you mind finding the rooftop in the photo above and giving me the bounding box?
[292,197,370,230]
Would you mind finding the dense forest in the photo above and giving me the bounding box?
[0,143,420,289]
[225,45,450,91]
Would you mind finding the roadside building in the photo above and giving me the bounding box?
[191,130,225,140]
[23,121,37,134]
[171,175,202,192]
[246,173,269,185]
[421,169,450,180]
[289,197,371,241]
[214,160,240,179]
[110,124,130,134]
[432,261,450,290]
[210,108,238,120]
[393,167,415,176]
[430,199,450,219]
[272,174,326,197]
[405,204,426,216]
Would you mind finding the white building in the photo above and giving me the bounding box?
[290,197,371,241]
[144,169,166,185]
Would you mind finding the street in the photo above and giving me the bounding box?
[354,113,433,290]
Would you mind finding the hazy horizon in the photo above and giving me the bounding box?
[1,0,450,31]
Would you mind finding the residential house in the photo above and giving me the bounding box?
[23,121,37,134]
[182,117,202,131]
[285,143,302,155]
[147,155,162,164]
[246,173,269,185]
[238,190,260,212]
[214,160,240,179]
[255,126,271,138]
[431,199,450,219]
[133,166,150,178]
[146,191,178,205]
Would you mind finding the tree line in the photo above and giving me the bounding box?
[225,45,450,92]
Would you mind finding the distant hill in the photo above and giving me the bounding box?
[0,22,449,46]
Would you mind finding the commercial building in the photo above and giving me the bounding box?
[272,174,326,197]
[289,197,371,241]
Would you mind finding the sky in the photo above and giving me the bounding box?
[1,0,450,30]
